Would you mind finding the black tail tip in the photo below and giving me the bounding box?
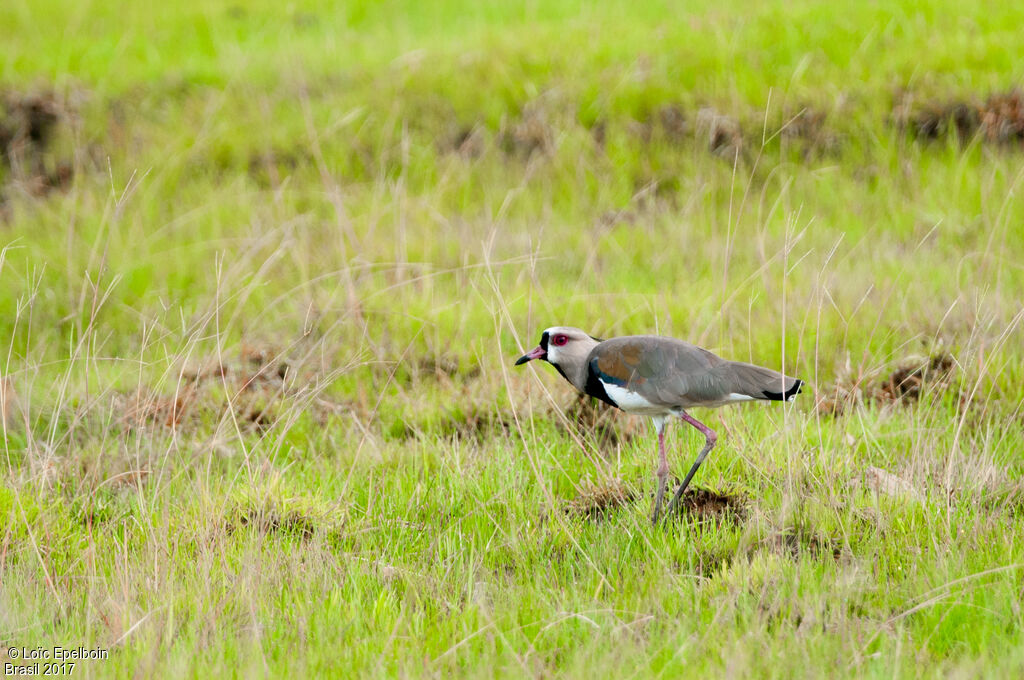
[762,379,804,402]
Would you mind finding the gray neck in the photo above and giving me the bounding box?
[555,359,589,394]
[548,339,599,393]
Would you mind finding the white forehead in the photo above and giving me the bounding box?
[543,326,585,337]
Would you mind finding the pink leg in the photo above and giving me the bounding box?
[652,424,669,522]
[665,412,718,516]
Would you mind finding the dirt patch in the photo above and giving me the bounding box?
[893,92,973,142]
[408,353,480,383]
[226,504,318,540]
[816,352,957,416]
[499,103,555,157]
[236,342,291,388]
[621,100,848,163]
[565,478,636,520]
[630,105,744,157]
[979,90,1024,144]
[120,387,198,428]
[894,89,1024,146]
[696,107,744,159]
[440,124,488,158]
[765,527,842,560]
[658,104,689,142]
[0,89,75,201]
[627,103,690,147]
[400,406,515,442]
[248,401,275,424]
[0,92,60,152]
[672,487,746,520]
[404,391,632,444]
[779,106,841,158]
[880,353,955,400]
[116,343,309,432]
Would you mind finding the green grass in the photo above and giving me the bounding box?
[3,0,1024,677]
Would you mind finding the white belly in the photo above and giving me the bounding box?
[602,383,672,415]
[603,381,756,413]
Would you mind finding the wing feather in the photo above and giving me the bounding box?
[589,336,729,407]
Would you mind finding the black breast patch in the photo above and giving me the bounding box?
[584,359,620,409]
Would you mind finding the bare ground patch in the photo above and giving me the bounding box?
[845,451,1023,517]
[499,103,556,157]
[574,481,747,525]
[225,503,319,540]
[565,477,636,520]
[439,93,843,169]
[408,353,481,383]
[395,405,515,442]
[0,89,75,204]
[627,101,841,161]
[894,89,1024,146]
[556,477,745,525]
[439,124,489,158]
[671,487,747,521]
[816,351,958,417]
[778,106,842,158]
[398,390,638,451]
[695,107,744,159]
[764,525,843,561]
[115,342,345,433]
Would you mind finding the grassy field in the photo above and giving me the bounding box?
[3,0,1024,676]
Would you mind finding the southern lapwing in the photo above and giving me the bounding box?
[515,327,803,522]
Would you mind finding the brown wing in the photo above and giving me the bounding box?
[589,336,731,407]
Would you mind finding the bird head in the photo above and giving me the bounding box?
[515,327,601,389]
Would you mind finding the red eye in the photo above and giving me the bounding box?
[553,334,569,346]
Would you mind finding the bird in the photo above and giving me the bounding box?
[515,326,803,523]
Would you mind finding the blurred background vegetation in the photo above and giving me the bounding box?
[2,1,1024,677]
